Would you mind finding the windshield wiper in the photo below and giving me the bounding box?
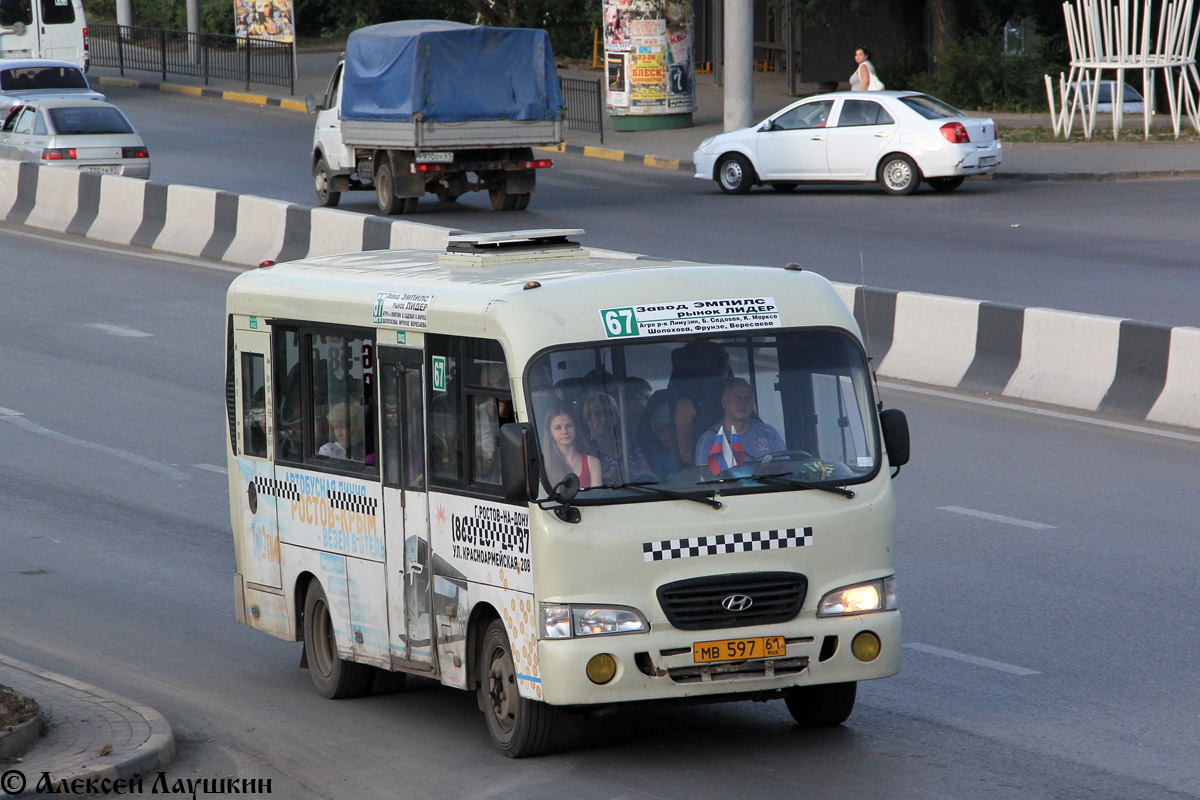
[753,471,856,498]
[598,480,723,509]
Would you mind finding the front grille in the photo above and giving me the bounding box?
[668,656,809,684]
[656,571,807,630]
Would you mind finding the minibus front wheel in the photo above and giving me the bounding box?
[303,581,371,699]
[784,681,857,727]
[478,619,558,757]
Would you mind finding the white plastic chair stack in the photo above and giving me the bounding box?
[1045,0,1200,139]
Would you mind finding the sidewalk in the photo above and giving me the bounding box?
[0,654,174,797]
[87,51,1200,181]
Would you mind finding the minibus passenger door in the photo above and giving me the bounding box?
[379,346,437,672]
[233,326,281,589]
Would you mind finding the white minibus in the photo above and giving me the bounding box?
[0,0,88,69]
[224,230,911,757]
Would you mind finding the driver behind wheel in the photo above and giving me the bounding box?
[695,378,785,472]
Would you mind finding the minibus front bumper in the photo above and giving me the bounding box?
[536,610,901,707]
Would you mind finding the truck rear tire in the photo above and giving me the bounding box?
[314,157,340,207]
[513,192,531,211]
[374,160,404,215]
[489,188,518,211]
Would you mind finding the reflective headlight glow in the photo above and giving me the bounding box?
[540,604,648,639]
[817,577,898,617]
[698,136,716,150]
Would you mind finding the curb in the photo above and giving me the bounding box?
[0,714,42,763]
[93,75,308,112]
[0,655,175,798]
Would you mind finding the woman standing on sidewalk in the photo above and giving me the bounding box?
[850,47,884,91]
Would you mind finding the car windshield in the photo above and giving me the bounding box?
[527,330,879,503]
[900,94,963,119]
[48,106,133,135]
[0,67,89,92]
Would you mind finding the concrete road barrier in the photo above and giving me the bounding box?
[1,160,1195,432]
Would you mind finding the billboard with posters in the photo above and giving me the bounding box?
[234,0,295,42]
[604,0,694,116]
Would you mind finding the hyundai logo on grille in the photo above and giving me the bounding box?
[721,594,754,612]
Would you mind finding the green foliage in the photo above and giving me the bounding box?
[85,0,233,32]
[899,28,1068,112]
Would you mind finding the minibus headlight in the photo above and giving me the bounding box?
[540,604,648,638]
[817,577,898,617]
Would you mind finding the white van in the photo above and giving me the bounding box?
[0,0,88,70]
[224,230,912,757]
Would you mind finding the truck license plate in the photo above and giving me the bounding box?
[693,636,786,663]
[416,151,453,163]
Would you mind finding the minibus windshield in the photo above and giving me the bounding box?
[527,329,879,502]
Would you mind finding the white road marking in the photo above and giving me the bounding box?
[878,380,1200,445]
[0,406,24,416]
[193,463,228,475]
[904,643,1041,675]
[937,505,1056,530]
[0,408,188,481]
[85,323,154,338]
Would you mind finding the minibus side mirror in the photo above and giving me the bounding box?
[879,409,910,473]
[500,423,540,504]
[305,94,321,114]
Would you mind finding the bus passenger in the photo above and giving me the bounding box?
[668,340,731,465]
[695,378,785,471]
[637,390,687,479]
[318,403,367,461]
[582,391,650,484]
[541,405,601,489]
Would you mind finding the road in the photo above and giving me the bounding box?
[1,227,1197,799]
[98,83,1200,329]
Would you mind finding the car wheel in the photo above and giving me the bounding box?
[784,682,857,727]
[374,159,403,215]
[303,581,372,699]
[928,176,966,192]
[878,155,921,195]
[478,619,558,757]
[512,192,531,211]
[314,157,340,207]
[716,154,755,194]
[771,182,799,192]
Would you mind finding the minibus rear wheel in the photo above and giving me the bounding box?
[303,581,372,699]
[478,619,558,757]
[784,681,856,727]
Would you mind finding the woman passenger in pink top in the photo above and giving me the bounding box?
[542,405,602,489]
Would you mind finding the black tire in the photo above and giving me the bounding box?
[478,619,558,757]
[397,196,419,215]
[489,188,519,211]
[771,182,799,192]
[435,188,460,203]
[878,155,921,196]
[303,581,372,700]
[928,176,966,192]
[374,159,403,215]
[313,157,340,207]
[512,192,531,211]
[784,682,857,727]
[716,153,755,194]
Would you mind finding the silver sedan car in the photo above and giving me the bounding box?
[0,58,106,117]
[0,98,150,178]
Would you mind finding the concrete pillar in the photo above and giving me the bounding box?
[116,0,133,28]
[187,0,200,63]
[723,0,753,131]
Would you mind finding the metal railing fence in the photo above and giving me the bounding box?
[559,76,604,143]
[89,23,294,94]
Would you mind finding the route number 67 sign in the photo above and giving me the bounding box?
[600,297,779,339]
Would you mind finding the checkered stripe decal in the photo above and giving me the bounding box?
[643,527,813,562]
[328,490,378,516]
[254,477,300,502]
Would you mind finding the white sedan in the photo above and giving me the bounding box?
[693,91,1002,196]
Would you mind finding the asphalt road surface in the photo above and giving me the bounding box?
[1,227,1197,799]
[100,84,1200,329]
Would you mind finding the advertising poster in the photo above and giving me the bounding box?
[603,0,694,116]
[234,0,295,42]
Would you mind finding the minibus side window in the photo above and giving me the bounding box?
[427,335,509,495]
[275,330,304,462]
[240,353,267,458]
[427,338,463,484]
[0,0,33,27]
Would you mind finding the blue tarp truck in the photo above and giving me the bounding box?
[306,20,565,214]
